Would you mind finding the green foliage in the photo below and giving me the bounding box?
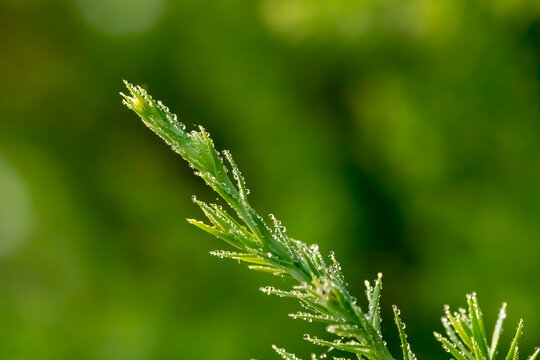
[121,81,537,360]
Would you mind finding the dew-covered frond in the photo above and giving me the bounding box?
[435,331,470,360]
[467,294,489,360]
[490,303,507,360]
[289,312,342,324]
[272,345,303,360]
[305,334,371,355]
[326,324,366,339]
[504,319,523,360]
[365,273,383,333]
[209,250,286,277]
[393,305,417,360]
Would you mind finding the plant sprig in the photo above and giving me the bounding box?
[120,81,537,360]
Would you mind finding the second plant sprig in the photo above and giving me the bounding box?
[121,81,412,360]
[435,294,539,360]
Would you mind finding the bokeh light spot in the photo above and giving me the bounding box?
[74,0,168,36]
[0,155,33,257]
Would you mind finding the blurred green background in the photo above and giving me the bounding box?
[1,0,539,359]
